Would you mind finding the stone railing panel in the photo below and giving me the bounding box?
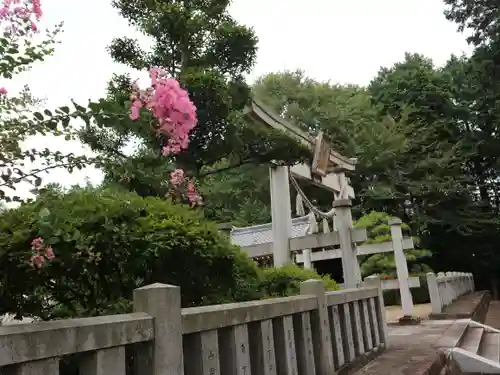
[0,313,154,367]
[181,293,319,375]
[380,276,420,290]
[426,272,475,314]
[339,276,421,291]
[325,287,378,306]
[182,295,317,334]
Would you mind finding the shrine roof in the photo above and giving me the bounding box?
[230,215,310,247]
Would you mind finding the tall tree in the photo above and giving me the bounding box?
[443,0,499,46]
[251,66,498,288]
[444,1,500,209]
[354,52,500,292]
[252,70,413,216]
[441,0,500,295]
[367,53,476,227]
[80,0,308,200]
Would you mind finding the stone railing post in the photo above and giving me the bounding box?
[456,272,463,296]
[333,199,361,288]
[436,272,448,307]
[455,272,460,297]
[364,275,389,345]
[459,272,466,296]
[458,273,463,296]
[134,283,184,375]
[389,218,414,316]
[448,272,455,301]
[447,272,456,302]
[426,272,442,314]
[300,279,335,374]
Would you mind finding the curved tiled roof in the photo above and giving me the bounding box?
[230,215,310,247]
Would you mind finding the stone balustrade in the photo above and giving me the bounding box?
[0,278,388,375]
[426,272,475,314]
[340,276,421,291]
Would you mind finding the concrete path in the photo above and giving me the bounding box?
[353,293,488,374]
[350,320,454,374]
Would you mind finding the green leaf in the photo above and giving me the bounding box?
[39,208,51,218]
[62,117,71,128]
[59,106,70,114]
[88,101,102,112]
[72,101,87,113]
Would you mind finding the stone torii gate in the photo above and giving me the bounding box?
[243,100,361,288]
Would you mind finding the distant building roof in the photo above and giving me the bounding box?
[230,215,310,247]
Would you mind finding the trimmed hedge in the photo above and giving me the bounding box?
[0,187,262,319]
[259,264,340,298]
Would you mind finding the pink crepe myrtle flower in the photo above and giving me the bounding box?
[130,68,202,205]
[170,169,185,186]
[129,68,197,157]
[29,237,55,268]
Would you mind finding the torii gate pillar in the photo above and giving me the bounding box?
[269,165,293,266]
[333,199,362,288]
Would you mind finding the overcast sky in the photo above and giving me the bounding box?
[6,0,472,199]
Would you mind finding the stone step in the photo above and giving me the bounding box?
[479,331,500,363]
[452,347,500,374]
[460,327,483,354]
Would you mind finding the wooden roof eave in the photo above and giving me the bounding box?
[243,99,356,172]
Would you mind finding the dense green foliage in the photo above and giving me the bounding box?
[354,212,432,278]
[0,187,262,319]
[259,264,339,298]
[238,45,500,294]
[7,0,500,319]
[77,0,309,203]
[0,185,342,319]
[200,163,271,226]
[74,0,500,297]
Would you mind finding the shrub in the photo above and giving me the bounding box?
[259,264,340,298]
[355,211,432,277]
[0,187,261,319]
